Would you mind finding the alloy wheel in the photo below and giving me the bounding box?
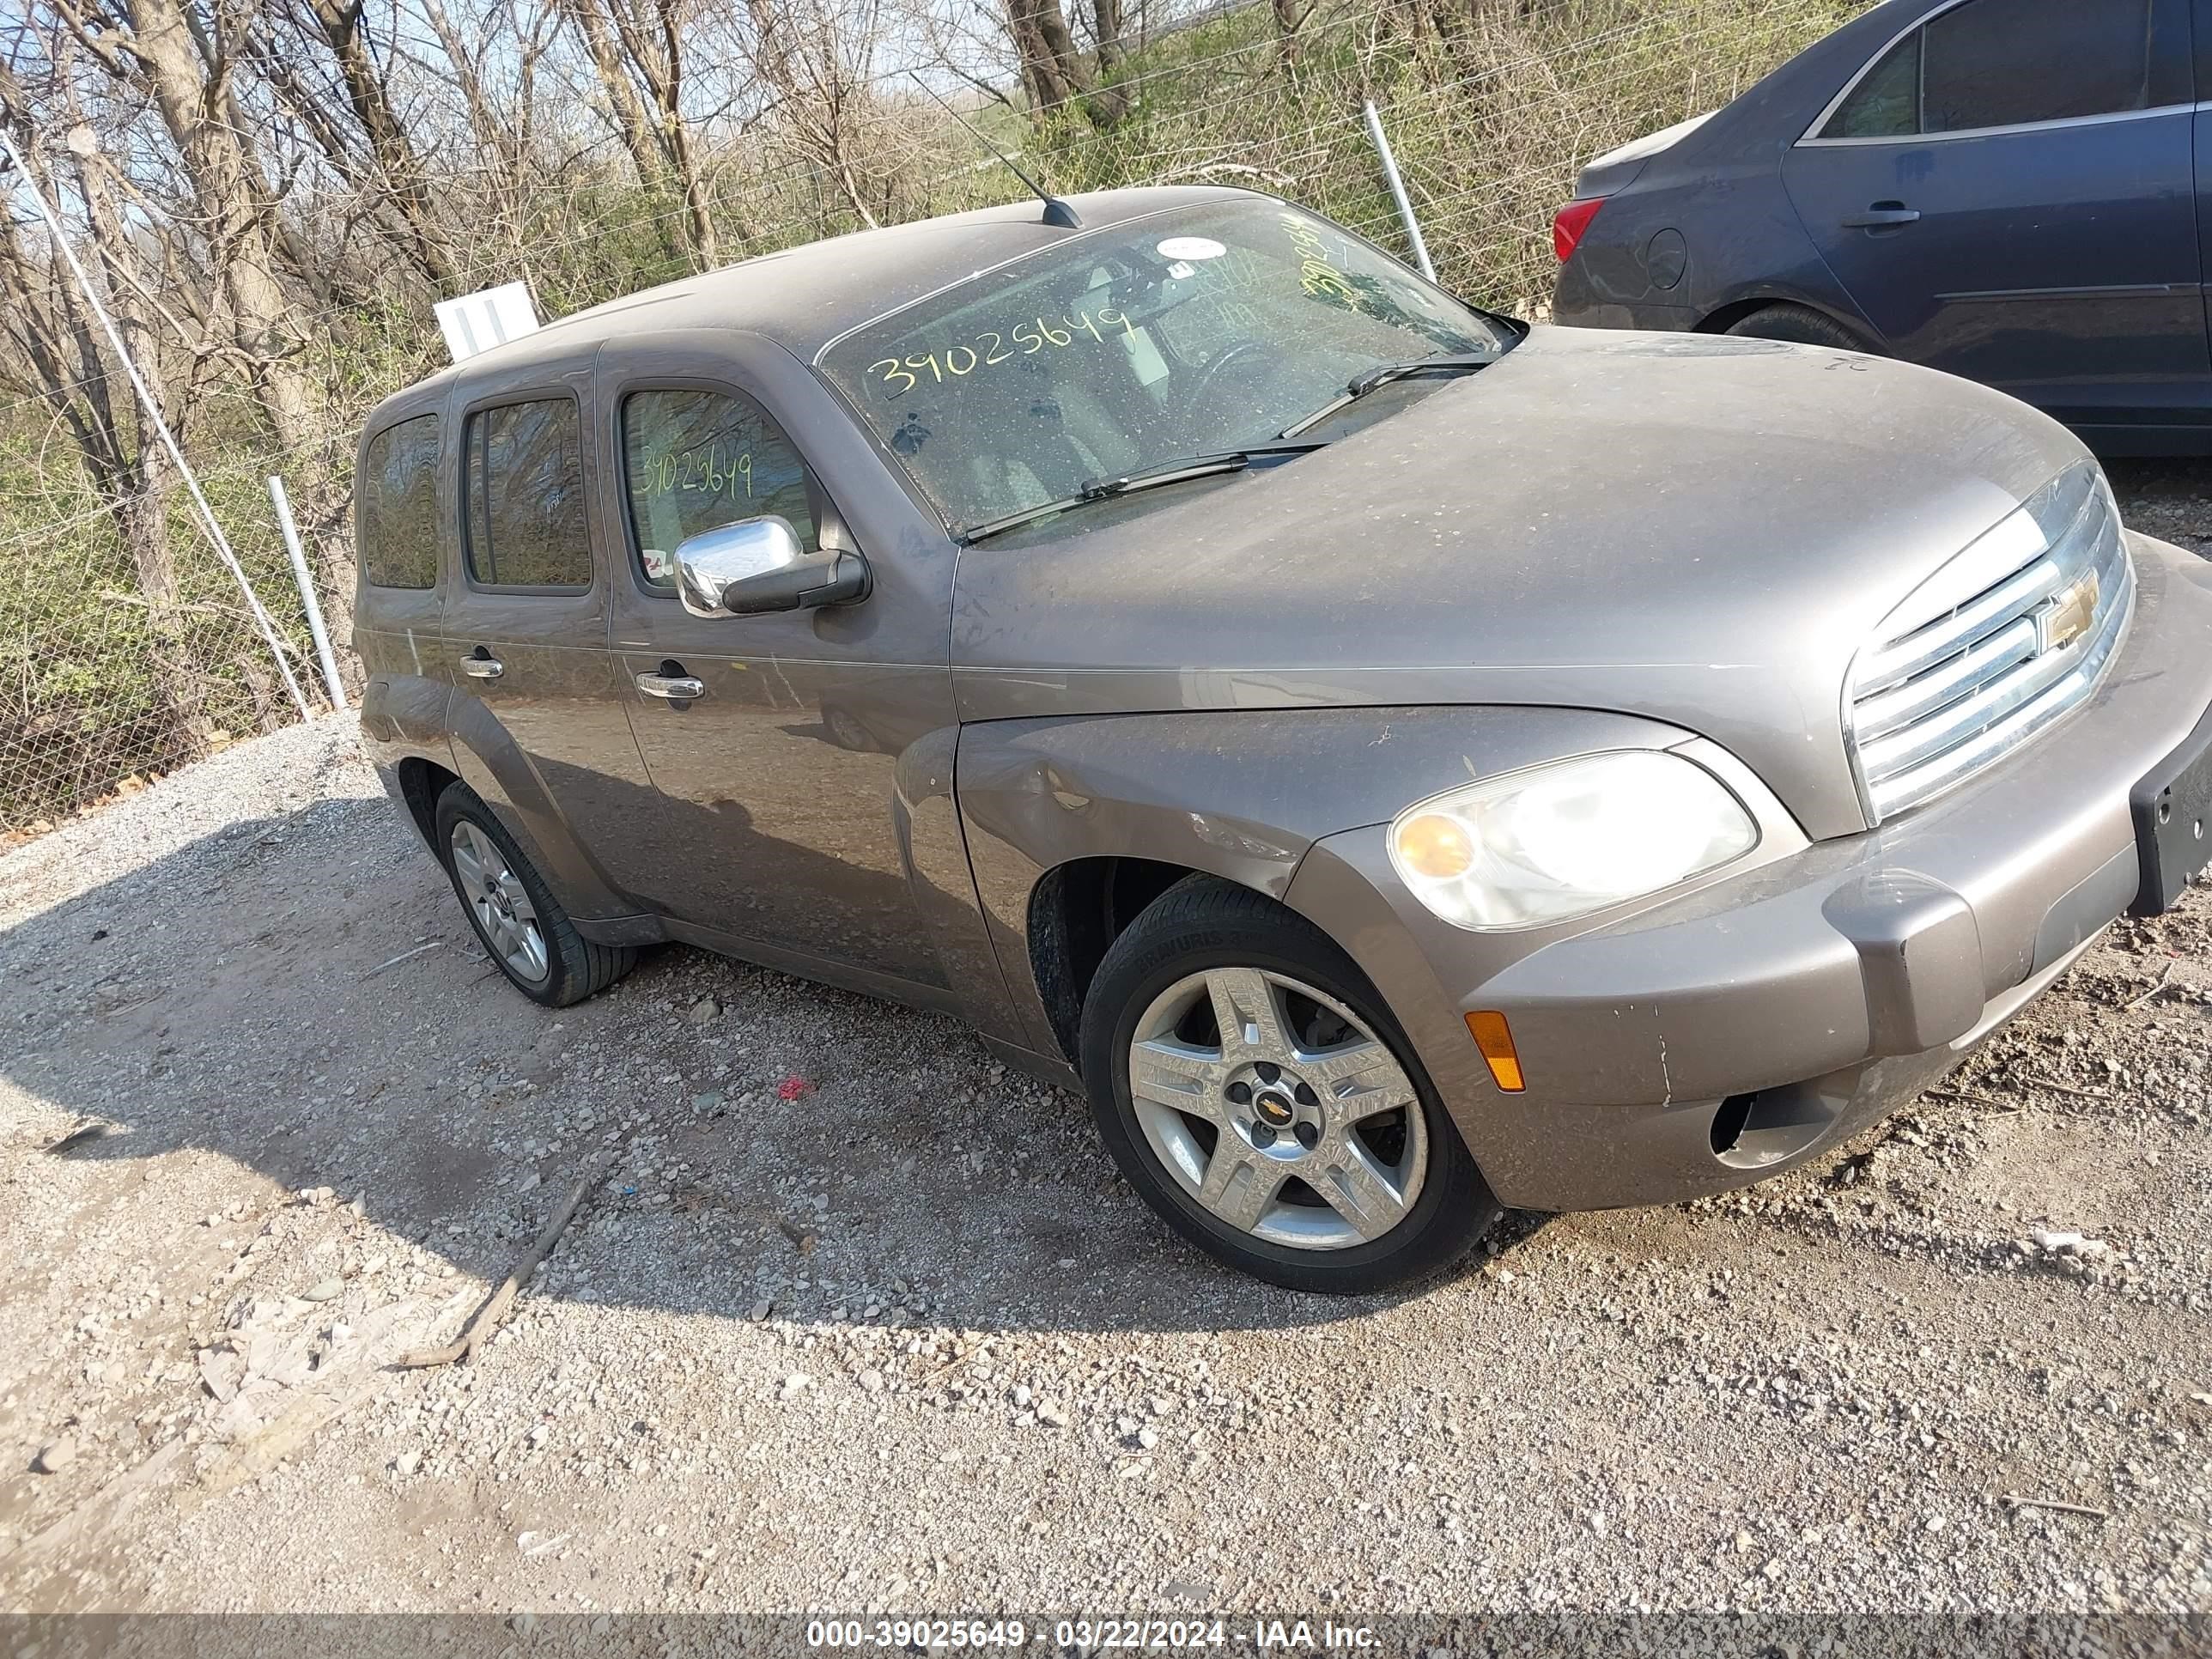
[1127,967,1429,1251]
[448,819,550,984]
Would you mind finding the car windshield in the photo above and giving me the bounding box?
[816,198,1516,538]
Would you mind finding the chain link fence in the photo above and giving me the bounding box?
[0,447,345,838]
[0,0,1856,842]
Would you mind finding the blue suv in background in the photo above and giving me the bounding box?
[1552,0,2210,455]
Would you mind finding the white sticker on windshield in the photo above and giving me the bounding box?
[1157,236,1227,261]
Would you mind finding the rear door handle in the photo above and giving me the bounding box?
[461,653,503,679]
[1843,204,1921,228]
[635,668,706,702]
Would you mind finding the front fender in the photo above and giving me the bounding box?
[957,704,1698,1059]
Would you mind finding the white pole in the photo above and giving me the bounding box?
[1363,100,1436,283]
[0,128,312,720]
[267,474,346,709]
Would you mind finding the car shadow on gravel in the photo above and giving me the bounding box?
[1,795,1505,1340]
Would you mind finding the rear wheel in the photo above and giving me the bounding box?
[1079,877,1499,1294]
[1723,302,1878,353]
[433,782,635,1007]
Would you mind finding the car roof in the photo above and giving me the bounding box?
[370,185,1255,427]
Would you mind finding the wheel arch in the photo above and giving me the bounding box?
[440,698,636,923]
[1024,857,1229,1068]
[392,755,459,847]
[1695,291,1881,347]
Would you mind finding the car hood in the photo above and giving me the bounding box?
[947,325,2093,840]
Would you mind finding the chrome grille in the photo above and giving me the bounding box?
[1847,463,2133,823]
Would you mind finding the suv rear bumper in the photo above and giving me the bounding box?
[1285,532,2212,1212]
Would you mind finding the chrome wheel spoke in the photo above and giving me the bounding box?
[1304,1041,1419,1121]
[514,924,548,979]
[1206,967,1291,1062]
[451,837,485,890]
[1194,1145,1283,1234]
[1130,1037,1227,1115]
[1315,1139,1413,1242]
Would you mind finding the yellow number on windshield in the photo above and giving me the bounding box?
[868,357,916,396]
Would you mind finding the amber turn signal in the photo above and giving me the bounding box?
[1395,811,1476,880]
[1465,1010,1525,1093]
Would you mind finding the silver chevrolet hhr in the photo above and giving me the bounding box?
[353,187,2212,1292]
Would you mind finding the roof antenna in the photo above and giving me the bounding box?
[907,71,1082,230]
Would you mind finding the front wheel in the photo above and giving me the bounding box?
[1079,877,1499,1294]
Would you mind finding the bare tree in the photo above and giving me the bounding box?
[744,0,892,229]
[561,0,672,214]
[0,64,210,746]
[559,0,723,266]
[1088,0,1129,120]
[248,0,459,289]
[1008,0,1089,115]
[40,0,321,455]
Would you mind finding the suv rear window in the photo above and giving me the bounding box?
[359,415,441,590]
[463,398,592,589]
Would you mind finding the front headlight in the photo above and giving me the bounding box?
[1388,750,1759,932]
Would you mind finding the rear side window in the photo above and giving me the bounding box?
[1825,0,2179,138]
[463,398,591,589]
[359,415,440,590]
[620,389,817,588]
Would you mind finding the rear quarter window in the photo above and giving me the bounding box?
[358,415,441,590]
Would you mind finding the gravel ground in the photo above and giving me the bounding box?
[1,469,2209,1639]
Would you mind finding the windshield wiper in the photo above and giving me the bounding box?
[959,442,1328,543]
[1279,351,1498,440]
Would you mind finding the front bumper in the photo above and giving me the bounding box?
[1285,532,2212,1212]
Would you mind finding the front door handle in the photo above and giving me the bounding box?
[635,667,706,702]
[1843,204,1920,228]
[461,652,503,679]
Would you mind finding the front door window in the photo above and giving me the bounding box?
[619,389,817,586]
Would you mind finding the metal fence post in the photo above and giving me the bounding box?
[1362,99,1436,283]
[268,475,347,710]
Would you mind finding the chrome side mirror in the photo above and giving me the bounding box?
[673,516,871,618]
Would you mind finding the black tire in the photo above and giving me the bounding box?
[1079,876,1499,1294]
[1723,301,1879,353]
[433,781,636,1008]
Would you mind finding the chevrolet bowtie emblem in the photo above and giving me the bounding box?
[2040,571,2100,653]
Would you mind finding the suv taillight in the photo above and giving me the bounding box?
[1553,197,1605,264]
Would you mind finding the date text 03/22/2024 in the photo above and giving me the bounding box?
[804,1618,1382,1650]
